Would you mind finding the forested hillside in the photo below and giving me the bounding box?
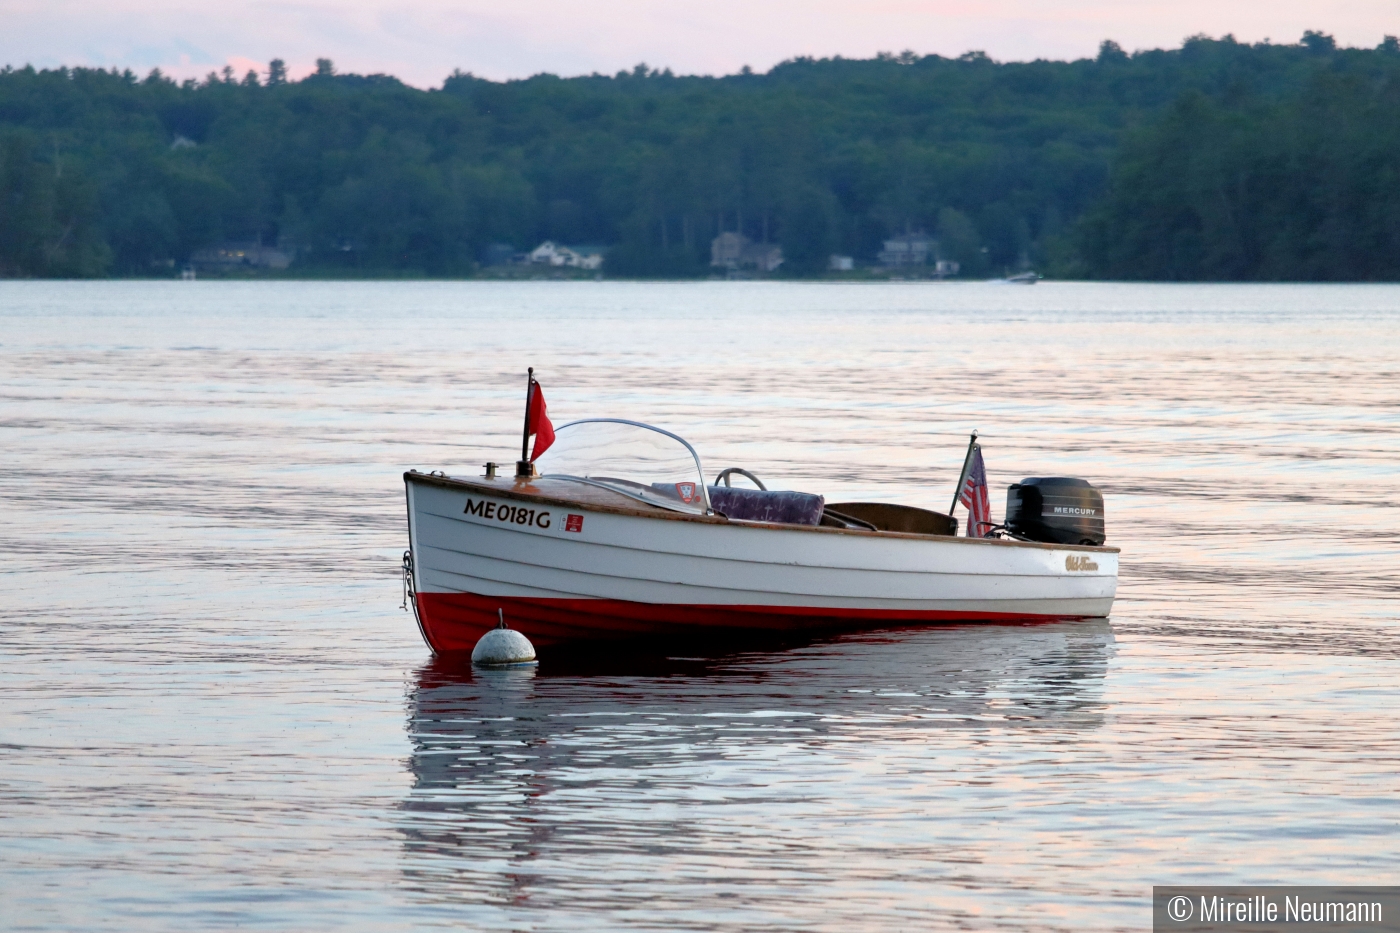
[2,33,1398,279]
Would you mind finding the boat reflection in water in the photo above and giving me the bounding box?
[397,620,1114,924]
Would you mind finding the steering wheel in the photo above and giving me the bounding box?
[713,468,767,490]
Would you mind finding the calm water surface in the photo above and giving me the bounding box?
[2,281,1397,931]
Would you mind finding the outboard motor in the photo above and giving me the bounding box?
[1005,477,1106,546]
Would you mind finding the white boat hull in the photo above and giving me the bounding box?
[405,473,1118,650]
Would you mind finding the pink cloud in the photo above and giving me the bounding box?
[225,55,262,76]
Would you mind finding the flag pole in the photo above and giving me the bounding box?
[516,367,534,478]
[949,431,979,516]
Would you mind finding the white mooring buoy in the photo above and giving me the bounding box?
[471,609,538,668]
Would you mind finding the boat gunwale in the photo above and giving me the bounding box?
[405,470,1120,554]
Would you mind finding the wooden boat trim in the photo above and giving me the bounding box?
[404,470,1119,554]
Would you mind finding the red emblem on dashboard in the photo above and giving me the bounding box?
[676,482,697,503]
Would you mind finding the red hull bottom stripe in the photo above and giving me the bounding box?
[414,591,1084,651]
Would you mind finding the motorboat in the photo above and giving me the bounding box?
[402,416,1118,652]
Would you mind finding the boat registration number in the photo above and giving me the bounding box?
[464,497,553,529]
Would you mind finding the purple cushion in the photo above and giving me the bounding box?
[708,486,825,526]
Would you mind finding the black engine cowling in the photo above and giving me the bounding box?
[1005,477,1105,546]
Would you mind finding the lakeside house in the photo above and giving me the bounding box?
[528,241,606,270]
[877,232,934,267]
[877,232,960,277]
[189,241,295,273]
[710,232,784,273]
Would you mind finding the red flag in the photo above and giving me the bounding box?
[528,382,555,460]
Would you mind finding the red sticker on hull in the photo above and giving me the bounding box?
[565,514,584,532]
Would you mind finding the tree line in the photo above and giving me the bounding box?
[2,33,1398,279]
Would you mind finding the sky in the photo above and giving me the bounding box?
[2,0,1397,87]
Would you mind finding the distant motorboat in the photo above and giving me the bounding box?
[990,271,1040,284]
[402,418,1117,651]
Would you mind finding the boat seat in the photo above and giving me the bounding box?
[825,502,958,536]
[707,486,825,526]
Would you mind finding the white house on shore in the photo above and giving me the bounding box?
[878,232,960,277]
[528,241,606,270]
[189,241,295,272]
[877,232,934,267]
[710,232,784,273]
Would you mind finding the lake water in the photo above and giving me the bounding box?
[2,281,1397,931]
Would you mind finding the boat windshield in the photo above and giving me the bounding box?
[533,419,710,514]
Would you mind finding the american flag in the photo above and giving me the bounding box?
[958,444,992,537]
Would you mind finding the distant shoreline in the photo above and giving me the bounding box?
[6,275,1400,285]
[4,37,1398,282]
